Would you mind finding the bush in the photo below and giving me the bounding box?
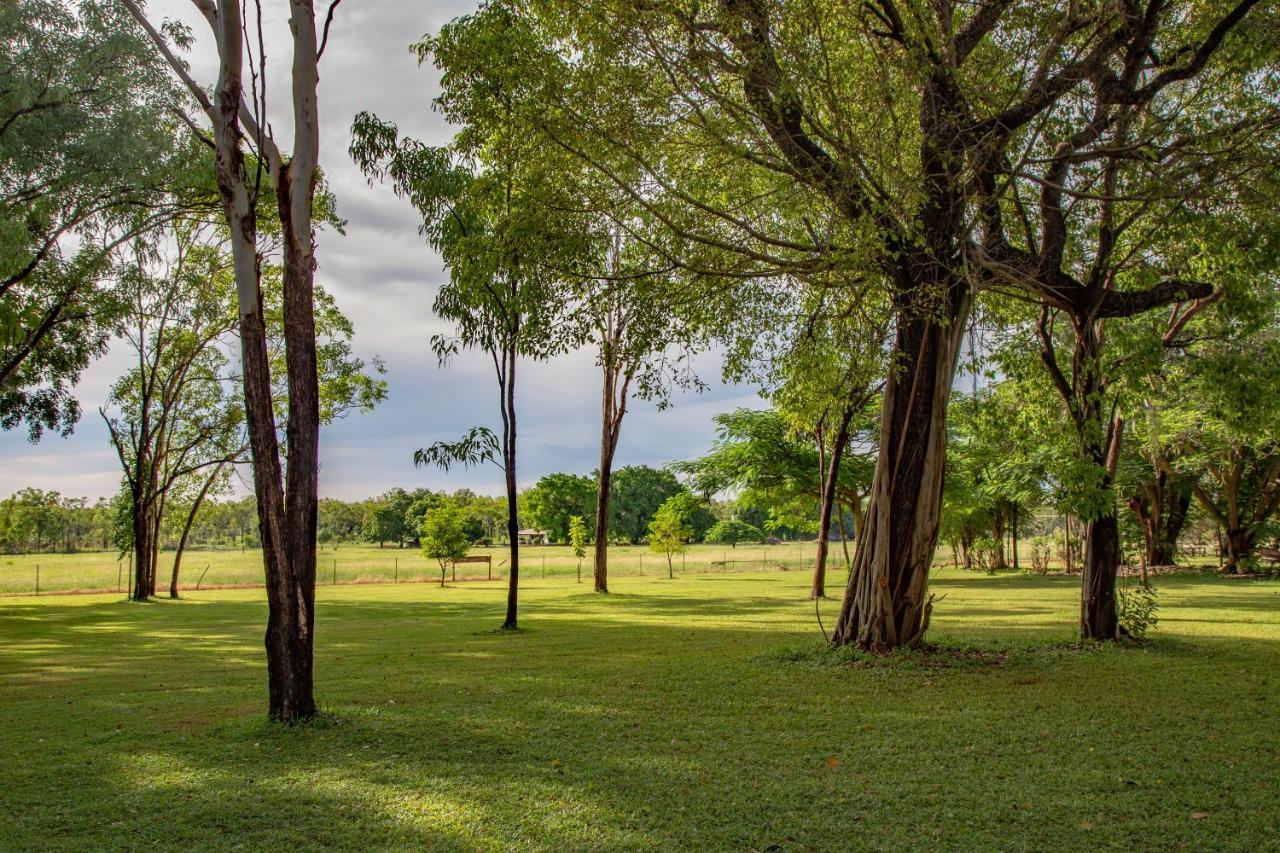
[704,519,763,547]
[1028,536,1053,575]
[1117,582,1159,638]
[972,536,1000,575]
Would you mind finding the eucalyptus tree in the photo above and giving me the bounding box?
[580,225,707,593]
[0,0,207,440]
[101,236,241,601]
[123,0,338,721]
[102,226,383,599]
[351,5,590,630]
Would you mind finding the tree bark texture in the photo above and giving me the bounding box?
[831,278,971,649]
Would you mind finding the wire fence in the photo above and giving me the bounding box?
[0,542,833,597]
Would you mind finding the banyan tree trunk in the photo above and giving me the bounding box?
[831,282,969,650]
[1080,512,1122,640]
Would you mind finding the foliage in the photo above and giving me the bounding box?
[1116,583,1160,639]
[420,504,472,586]
[568,514,588,582]
[647,496,692,578]
[0,0,212,440]
[608,465,685,545]
[673,409,870,535]
[704,519,763,548]
[1028,537,1053,576]
[525,474,595,543]
[363,489,416,548]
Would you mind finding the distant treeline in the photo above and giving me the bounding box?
[1,464,821,555]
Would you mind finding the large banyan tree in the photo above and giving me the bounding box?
[515,0,1274,646]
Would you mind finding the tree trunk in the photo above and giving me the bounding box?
[593,461,612,593]
[593,355,624,595]
[812,406,853,599]
[148,494,164,596]
[1080,512,1121,640]
[1223,527,1257,574]
[990,509,1007,570]
[170,461,226,598]
[1154,479,1191,566]
[831,281,970,649]
[502,345,520,630]
[131,494,152,602]
[1010,504,1019,571]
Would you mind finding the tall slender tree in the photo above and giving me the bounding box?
[124,0,336,721]
[352,5,588,629]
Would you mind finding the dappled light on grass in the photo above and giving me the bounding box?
[1,571,1278,848]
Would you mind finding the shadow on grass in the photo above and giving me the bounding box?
[3,578,1280,849]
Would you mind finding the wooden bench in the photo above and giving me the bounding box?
[452,555,493,580]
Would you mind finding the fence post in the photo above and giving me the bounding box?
[394,557,398,583]
[117,561,122,593]
[333,558,337,585]
[639,553,643,576]
[542,553,546,579]
[35,563,40,596]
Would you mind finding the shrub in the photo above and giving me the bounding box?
[1117,582,1159,638]
[1028,536,1053,575]
[972,536,1000,575]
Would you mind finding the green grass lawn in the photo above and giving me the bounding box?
[1,568,1277,850]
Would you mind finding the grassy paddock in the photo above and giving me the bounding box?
[0,542,821,595]
[1,568,1277,850]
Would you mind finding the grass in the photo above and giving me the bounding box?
[0,542,817,595]
[1,567,1277,850]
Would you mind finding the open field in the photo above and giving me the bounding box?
[0,542,824,596]
[0,540,1226,596]
[1,568,1277,850]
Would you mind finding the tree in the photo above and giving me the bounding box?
[945,388,1046,572]
[648,496,692,580]
[568,515,588,583]
[126,0,338,721]
[352,5,588,631]
[530,0,1272,650]
[580,225,707,594]
[524,473,595,543]
[0,0,209,441]
[421,505,471,587]
[608,466,685,545]
[102,230,383,599]
[101,235,242,600]
[363,488,415,548]
[704,519,762,549]
[1147,327,1280,573]
[964,3,1274,636]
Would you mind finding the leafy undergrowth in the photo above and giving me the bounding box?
[0,567,1277,851]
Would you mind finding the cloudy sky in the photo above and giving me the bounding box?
[0,1,762,501]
